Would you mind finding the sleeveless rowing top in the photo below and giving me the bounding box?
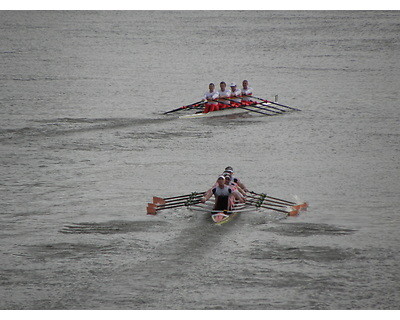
[212,185,232,197]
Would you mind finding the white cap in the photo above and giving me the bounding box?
[230,82,236,87]
[217,175,225,180]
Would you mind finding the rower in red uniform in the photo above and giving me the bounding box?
[202,83,219,113]
[230,82,242,107]
[217,81,232,109]
[202,176,244,211]
[241,80,254,106]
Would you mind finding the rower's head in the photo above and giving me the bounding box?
[242,80,248,89]
[225,166,233,173]
[223,174,232,185]
[220,81,226,91]
[217,175,225,187]
[230,82,236,90]
[209,83,215,92]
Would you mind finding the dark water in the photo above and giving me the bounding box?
[1,11,399,309]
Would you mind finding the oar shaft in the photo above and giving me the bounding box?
[250,104,282,114]
[219,97,276,116]
[240,105,274,116]
[247,203,291,214]
[269,101,301,111]
[260,102,286,112]
[152,198,202,208]
[246,194,293,206]
[159,192,206,201]
[249,191,296,205]
[163,101,205,114]
[246,199,287,208]
[148,199,202,212]
[246,95,301,112]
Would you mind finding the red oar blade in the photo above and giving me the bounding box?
[147,205,157,215]
[153,197,166,205]
[287,202,308,217]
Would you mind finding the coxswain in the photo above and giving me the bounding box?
[230,82,242,107]
[202,83,219,113]
[224,166,249,193]
[202,176,244,211]
[241,80,254,105]
[217,81,232,109]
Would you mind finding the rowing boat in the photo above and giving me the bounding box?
[184,201,255,225]
[211,212,239,225]
[147,190,308,224]
[178,101,278,119]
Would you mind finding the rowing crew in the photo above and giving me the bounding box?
[202,80,254,113]
[201,166,249,211]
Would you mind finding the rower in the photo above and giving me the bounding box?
[241,80,253,105]
[202,83,219,113]
[224,166,249,193]
[224,173,246,197]
[217,81,232,109]
[201,176,244,211]
[230,82,242,107]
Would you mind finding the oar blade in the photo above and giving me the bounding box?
[153,197,166,205]
[287,202,308,217]
[147,205,157,215]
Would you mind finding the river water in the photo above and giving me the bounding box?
[1,11,399,310]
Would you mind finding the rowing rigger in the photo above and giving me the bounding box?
[146,191,308,223]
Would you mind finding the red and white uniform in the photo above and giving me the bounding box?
[241,86,253,102]
[231,87,242,104]
[218,89,232,106]
[202,90,219,113]
[203,90,219,105]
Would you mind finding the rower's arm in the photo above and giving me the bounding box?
[238,181,248,193]
[202,189,213,202]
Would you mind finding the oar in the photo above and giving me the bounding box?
[247,95,302,112]
[246,202,298,215]
[147,199,202,215]
[249,104,283,114]
[219,97,279,115]
[248,191,297,206]
[246,198,288,209]
[163,101,205,115]
[248,191,308,215]
[153,191,206,205]
[246,193,293,207]
[240,105,276,116]
[227,100,277,116]
[152,197,203,208]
